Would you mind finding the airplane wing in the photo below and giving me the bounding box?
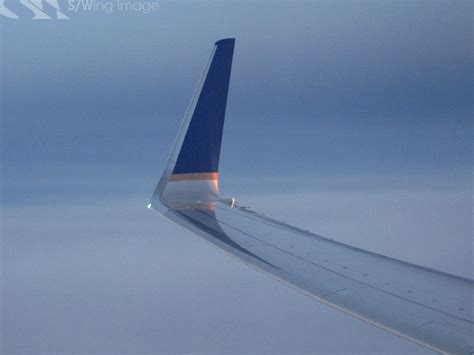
[150,38,474,354]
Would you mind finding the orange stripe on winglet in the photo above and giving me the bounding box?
[169,172,219,181]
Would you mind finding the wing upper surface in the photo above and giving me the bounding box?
[163,203,474,354]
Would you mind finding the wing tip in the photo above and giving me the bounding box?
[215,38,235,46]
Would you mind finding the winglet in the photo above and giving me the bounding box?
[151,39,235,208]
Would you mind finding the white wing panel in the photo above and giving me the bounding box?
[163,203,474,354]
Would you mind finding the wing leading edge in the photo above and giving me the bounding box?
[150,39,474,354]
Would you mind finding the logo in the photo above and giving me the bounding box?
[1,0,69,19]
[1,0,160,19]
[68,0,160,14]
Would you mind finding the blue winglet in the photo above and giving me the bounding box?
[151,39,236,208]
[172,38,235,175]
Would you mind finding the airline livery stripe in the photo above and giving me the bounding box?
[169,172,218,181]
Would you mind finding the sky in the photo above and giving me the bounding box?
[1,0,472,353]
